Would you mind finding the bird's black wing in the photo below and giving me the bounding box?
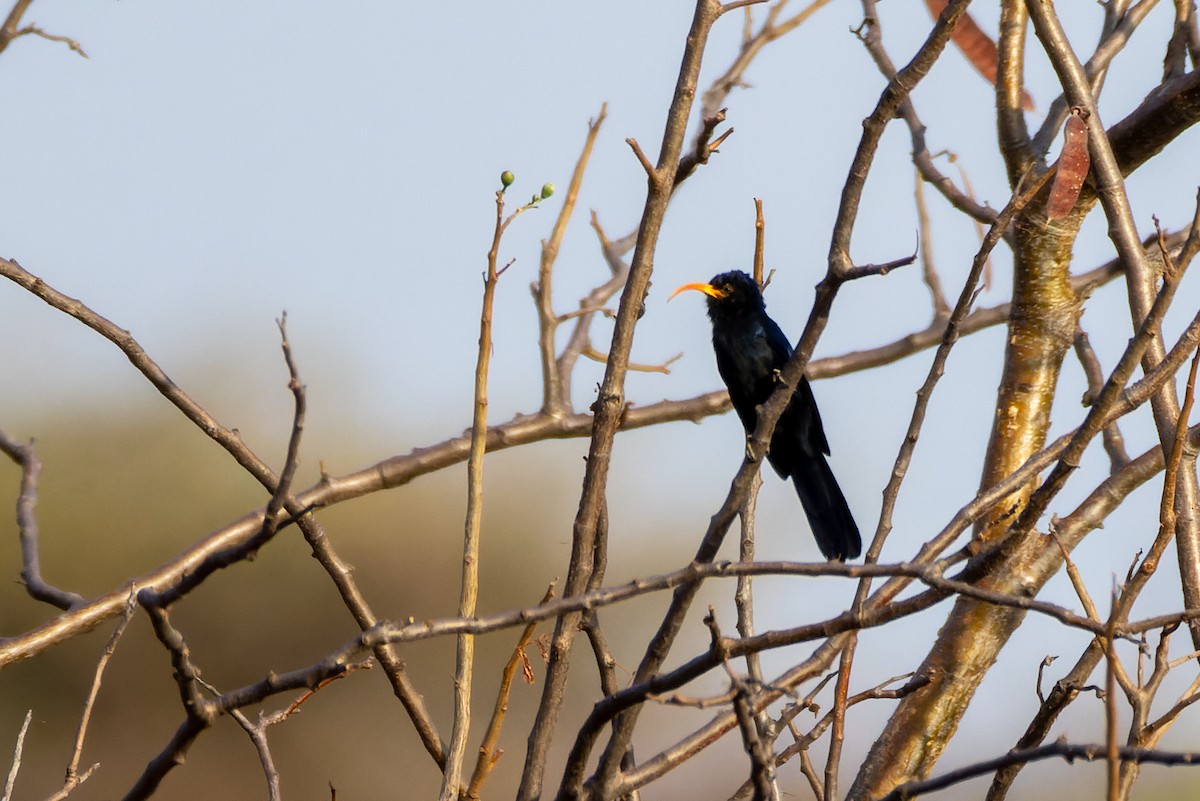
[712,317,779,436]
[759,314,832,460]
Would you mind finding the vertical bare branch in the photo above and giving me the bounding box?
[1,710,31,801]
[0,429,84,610]
[1104,586,1120,801]
[519,3,731,797]
[913,170,950,317]
[45,596,137,801]
[823,643,854,801]
[751,198,765,289]
[831,0,972,276]
[1074,327,1132,471]
[535,106,608,416]
[466,584,556,800]
[996,0,1035,185]
[1026,0,1200,652]
[443,184,542,800]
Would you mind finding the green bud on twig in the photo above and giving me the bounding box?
[541,183,555,199]
[500,170,515,188]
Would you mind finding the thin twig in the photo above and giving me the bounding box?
[535,104,608,416]
[521,3,733,796]
[0,428,85,610]
[443,184,542,801]
[1026,0,1200,655]
[226,709,282,801]
[0,0,86,58]
[466,584,557,800]
[883,741,1200,801]
[1073,326,1132,471]
[1,710,31,801]
[46,595,137,801]
[823,642,854,801]
[913,169,950,317]
[752,198,765,289]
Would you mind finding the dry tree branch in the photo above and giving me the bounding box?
[1073,327,1132,471]
[856,0,999,225]
[140,313,310,607]
[728,672,924,801]
[520,2,740,796]
[1104,585,1121,801]
[552,212,630,407]
[44,595,137,801]
[0,0,85,58]
[1031,0,1160,157]
[708,610,779,801]
[127,609,371,801]
[824,641,854,801]
[1026,0,1200,652]
[130,603,216,801]
[700,0,834,124]
[913,170,951,318]
[535,104,607,416]
[0,228,1175,670]
[1108,348,1200,797]
[987,423,1200,799]
[675,107,734,185]
[200,546,1190,659]
[581,344,682,373]
[203,665,378,801]
[466,584,557,801]
[0,429,84,610]
[0,226,1146,628]
[258,314,306,544]
[831,0,971,278]
[443,182,547,801]
[0,259,285,493]
[581,6,971,794]
[736,471,765,682]
[752,197,765,289]
[225,708,283,801]
[1,710,30,801]
[0,257,447,763]
[734,195,770,683]
[884,742,1200,801]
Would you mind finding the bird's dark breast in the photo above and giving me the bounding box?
[713,324,779,406]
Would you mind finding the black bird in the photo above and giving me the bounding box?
[670,270,861,561]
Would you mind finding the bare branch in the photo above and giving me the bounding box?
[0,0,86,58]
[535,104,607,415]
[466,584,556,800]
[2,710,31,801]
[0,429,84,610]
[883,742,1200,801]
[45,595,137,801]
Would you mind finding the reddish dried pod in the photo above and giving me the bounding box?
[1047,108,1090,221]
[925,0,1035,110]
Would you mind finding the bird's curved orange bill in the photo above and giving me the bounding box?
[668,282,728,301]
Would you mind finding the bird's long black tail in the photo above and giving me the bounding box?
[790,454,861,561]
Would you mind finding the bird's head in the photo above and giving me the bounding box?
[668,270,764,323]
